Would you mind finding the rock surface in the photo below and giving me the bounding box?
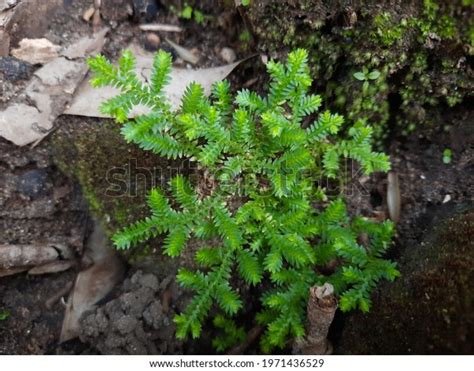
[337,205,474,354]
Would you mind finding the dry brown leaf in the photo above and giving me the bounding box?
[0,28,108,146]
[60,221,124,342]
[65,44,243,117]
[165,37,199,65]
[28,260,75,275]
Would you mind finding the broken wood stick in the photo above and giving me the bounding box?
[293,283,338,355]
[139,24,183,32]
[0,243,62,269]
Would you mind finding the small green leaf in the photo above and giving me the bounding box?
[367,70,381,80]
[0,309,10,321]
[353,71,366,81]
[442,148,452,164]
[194,10,205,24]
[241,0,250,6]
[181,5,193,19]
[362,80,369,92]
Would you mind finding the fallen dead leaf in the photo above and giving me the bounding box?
[28,260,75,275]
[0,28,108,146]
[60,221,124,342]
[166,37,199,65]
[65,44,244,117]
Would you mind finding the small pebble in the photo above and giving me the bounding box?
[17,169,50,199]
[144,32,160,51]
[83,7,95,22]
[220,47,236,63]
[442,194,451,204]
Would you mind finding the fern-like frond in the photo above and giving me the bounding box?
[163,225,189,257]
[213,204,242,249]
[307,110,345,142]
[181,82,206,114]
[113,216,161,249]
[170,175,198,210]
[237,249,263,285]
[235,89,267,112]
[150,50,172,95]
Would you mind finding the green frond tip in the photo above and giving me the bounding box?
[87,54,117,87]
[151,50,172,94]
[170,175,197,210]
[118,50,136,75]
[163,225,189,257]
[112,217,160,250]
[181,82,205,113]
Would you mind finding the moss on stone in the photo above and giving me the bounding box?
[241,0,473,145]
[50,116,187,242]
[337,205,474,354]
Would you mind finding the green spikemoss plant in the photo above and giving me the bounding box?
[88,49,399,352]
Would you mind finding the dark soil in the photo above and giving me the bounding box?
[0,137,89,355]
[0,0,472,355]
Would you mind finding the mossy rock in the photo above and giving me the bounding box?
[337,204,474,354]
[49,116,191,263]
[240,0,473,143]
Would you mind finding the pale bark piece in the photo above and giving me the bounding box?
[139,23,183,32]
[65,44,243,117]
[0,243,59,269]
[0,28,108,146]
[11,38,60,65]
[28,260,75,275]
